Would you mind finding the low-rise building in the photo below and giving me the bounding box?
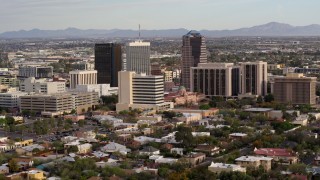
[171,148,184,155]
[16,144,45,156]
[101,142,131,155]
[177,113,202,124]
[139,146,160,156]
[184,153,206,167]
[292,115,309,126]
[208,162,246,174]
[229,133,248,140]
[254,148,298,165]
[235,156,273,171]
[20,77,66,94]
[20,92,99,116]
[74,84,118,97]
[194,145,222,156]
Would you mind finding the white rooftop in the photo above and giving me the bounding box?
[235,156,273,162]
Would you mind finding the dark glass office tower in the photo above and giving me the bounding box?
[95,43,122,87]
[181,31,207,90]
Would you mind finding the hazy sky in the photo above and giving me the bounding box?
[0,0,319,33]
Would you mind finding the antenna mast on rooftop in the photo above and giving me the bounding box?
[139,24,141,41]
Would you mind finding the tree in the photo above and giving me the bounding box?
[288,163,307,175]
[67,146,79,153]
[175,125,194,148]
[78,120,85,127]
[219,171,253,180]
[21,110,30,116]
[70,109,76,114]
[8,159,19,173]
[163,111,177,119]
[32,148,41,154]
[264,94,274,103]
[209,96,224,107]
[199,104,211,110]
[257,96,263,104]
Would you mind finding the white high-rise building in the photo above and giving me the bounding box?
[116,71,173,112]
[20,77,66,94]
[126,41,151,75]
[240,61,267,96]
[69,70,97,89]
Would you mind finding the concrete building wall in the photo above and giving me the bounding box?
[273,73,316,105]
[190,63,233,97]
[69,70,97,89]
[240,61,267,96]
[126,41,151,75]
[75,84,118,97]
[20,77,65,94]
[0,92,28,108]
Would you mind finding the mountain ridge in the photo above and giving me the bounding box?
[1,22,320,38]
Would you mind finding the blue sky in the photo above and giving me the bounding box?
[0,0,319,32]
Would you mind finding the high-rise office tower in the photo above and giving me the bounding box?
[273,73,316,105]
[95,43,122,87]
[126,41,151,75]
[181,31,207,90]
[116,71,173,112]
[240,61,267,96]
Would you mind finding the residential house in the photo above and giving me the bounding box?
[194,145,222,156]
[314,156,320,166]
[101,142,131,155]
[16,144,45,156]
[254,148,298,165]
[12,157,34,171]
[139,146,160,156]
[0,164,9,174]
[229,133,248,140]
[292,115,309,126]
[154,157,178,164]
[192,132,210,137]
[235,156,273,171]
[171,148,184,156]
[208,162,246,174]
[184,153,206,167]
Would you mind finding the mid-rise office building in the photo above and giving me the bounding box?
[0,76,20,87]
[181,31,207,90]
[74,84,118,97]
[191,63,239,97]
[20,77,66,94]
[126,41,151,75]
[273,73,316,105]
[151,63,162,76]
[240,61,267,96]
[20,92,99,116]
[116,71,173,112]
[164,71,173,82]
[71,62,95,71]
[19,66,53,78]
[69,70,97,89]
[95,43,122,86]
[0,91,28,108]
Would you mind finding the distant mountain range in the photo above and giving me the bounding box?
[1,22,320,38]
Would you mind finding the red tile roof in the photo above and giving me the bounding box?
[254,148,296,157]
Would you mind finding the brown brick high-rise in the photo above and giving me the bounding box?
[181,31,207,90]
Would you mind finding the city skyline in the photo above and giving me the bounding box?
[0,0,319,33]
